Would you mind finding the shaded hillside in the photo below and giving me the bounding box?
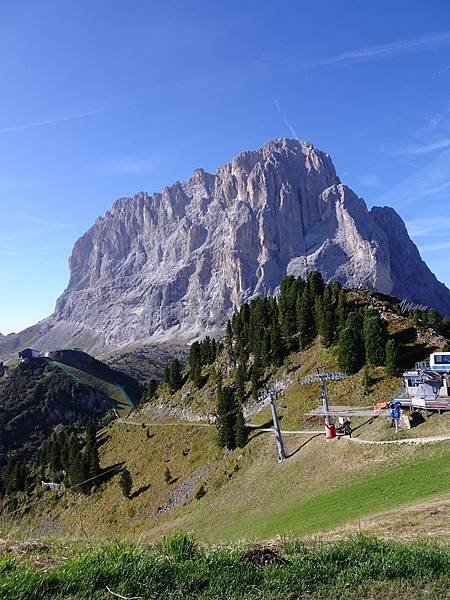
[103,342,189,383]
[48,350,143,403]
[0,352,143,467]
[0,359,112,466]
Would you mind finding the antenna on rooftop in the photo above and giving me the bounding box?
[299,367,346,439]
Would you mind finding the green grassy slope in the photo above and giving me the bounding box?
[10,359,449,544]
[211,450,450,542]
[4,296,450,544]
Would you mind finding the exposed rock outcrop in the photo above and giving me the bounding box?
[3,138,450,357]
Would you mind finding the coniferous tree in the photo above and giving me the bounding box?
[336,288,349,333]
[318,286,336,348]
[234,357,246,405]
[168,358,183,393]
[338,312,365,374]
[226,321,234,357]
[67,439,82,487]
[144,379,157,401]
[49,439,62,475]
[427,309,443,330]
[363,311,388,366]
[330,280,342,303]
[441,317,450,339]
[270,315,284,367]
[83,423,100,484]
[211,338,217,363]
[297,287,316,349]
[4,458,16,495]
[251,351,262,400]
[279,275,299,347]
[385,339,399,375]
[261,330,271,367]
[80,452,91,493]
[216,386,237,450]
[307,270,325,299]
[4,458,26,494]
[249,299,264,356]
[164,366,171,387]
[411,310,422,327]
[235,408,248,448]
[59,430,71,468]
[119,468,133,499]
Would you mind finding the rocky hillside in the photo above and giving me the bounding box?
[3,138,450,357]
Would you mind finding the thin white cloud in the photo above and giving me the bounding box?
[13,213,69,228]
[377,148,450,208]
[310,31,450,68]
[407,217,450,237]
[392,137,450,156]
[0,108,103,134]
[107,157,158,176]
[420,240,450,252]
[386,106,450,157]
[0,249,64,268]
[0,229,52,242]
[358,174,381,187]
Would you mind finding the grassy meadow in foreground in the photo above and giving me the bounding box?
[1,534,449,600]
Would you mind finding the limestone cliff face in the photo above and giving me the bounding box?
[8,138,450,356]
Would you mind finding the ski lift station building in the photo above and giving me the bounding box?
[18,348,42,361]
[428,352,450,372]
[395,352,450,412]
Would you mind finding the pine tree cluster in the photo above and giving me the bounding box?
[407,308,450,338]
[37,422,101,493]
[164,358,183,393]
[225,272,342,384]
[0,458,28,498]
[188,337,218,388]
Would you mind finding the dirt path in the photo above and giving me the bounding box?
[346,434,450,445]
[117,419,450,444]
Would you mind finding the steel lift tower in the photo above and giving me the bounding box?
[269,389,286,462]
[299,368,346,439]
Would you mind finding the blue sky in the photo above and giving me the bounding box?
[1,0,450,334]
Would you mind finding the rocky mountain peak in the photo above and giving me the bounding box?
[4,138,449,358]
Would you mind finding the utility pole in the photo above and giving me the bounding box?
[269,390,286,462]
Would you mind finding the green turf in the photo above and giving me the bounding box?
[1,535,449,600]
[212,450,450,542]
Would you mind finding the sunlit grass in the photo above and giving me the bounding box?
[0,535,449,600]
